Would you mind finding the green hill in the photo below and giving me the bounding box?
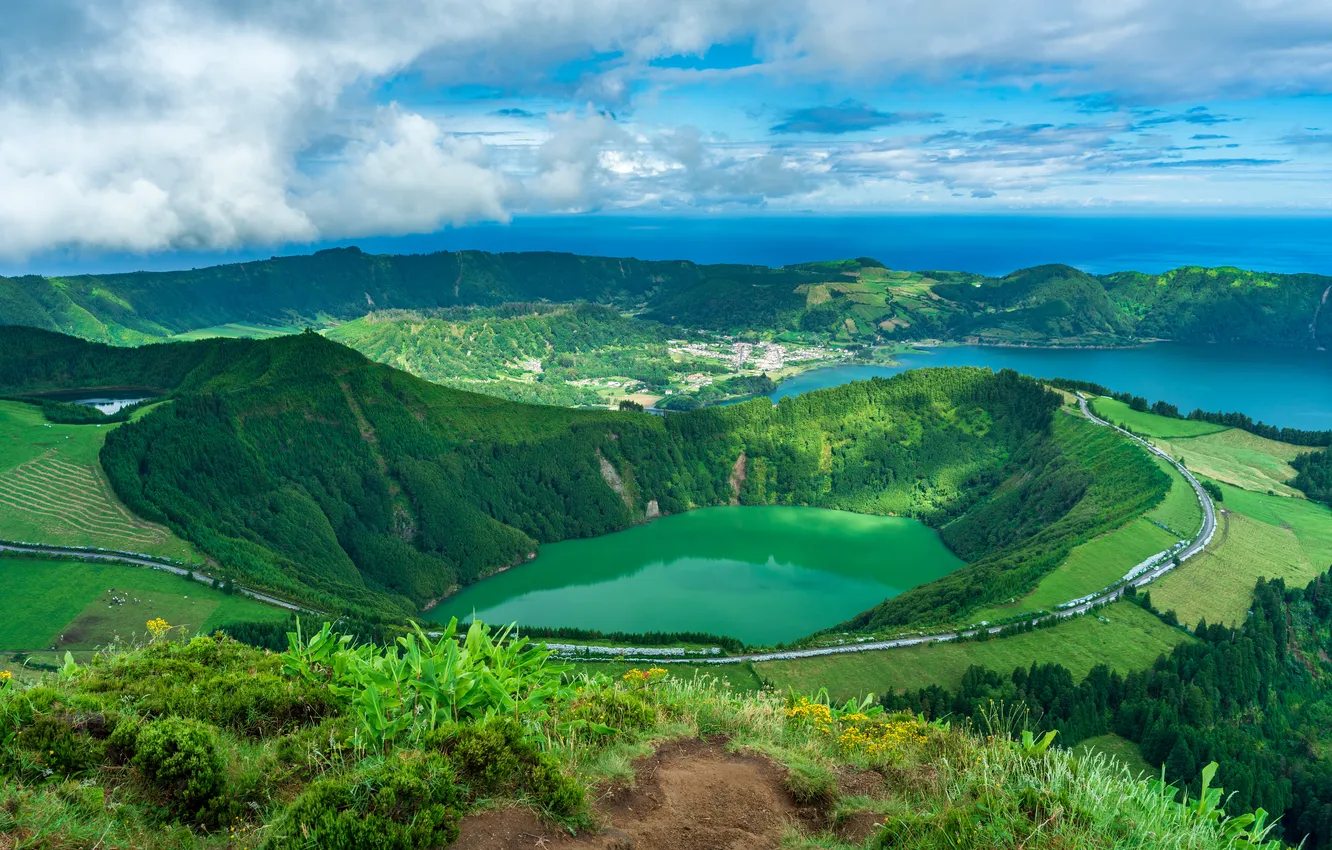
[0,327,1165,632]
[5,249,1332,351]
[935,264,1135,340]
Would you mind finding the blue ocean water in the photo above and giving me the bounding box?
[14,214,1332,277]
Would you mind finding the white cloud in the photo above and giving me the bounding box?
[1,0,1331,258]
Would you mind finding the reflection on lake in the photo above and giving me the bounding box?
[428,506,964,645]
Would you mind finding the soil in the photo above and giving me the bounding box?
[455,737,817,850]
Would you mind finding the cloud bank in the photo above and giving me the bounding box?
[2,0,1332,257]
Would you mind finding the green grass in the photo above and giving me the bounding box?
[974,455,1188,621]
[0,555,288,651]
[568,660,763,691]
[1152,483,1332,627]
[0,401,201,560]
[1155,428,1311,497]
[1075,734,1156,778]
[754,603,1192,700]
[976,518,1179,620]
[1089,398,1228,439]
[1146,456,1203,536]
[170,322,302,341]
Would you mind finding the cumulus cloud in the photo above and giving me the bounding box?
[2,0,1332,257]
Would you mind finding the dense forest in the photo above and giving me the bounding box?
[0,326,1157,634]
[884,572,1332,849]
[4,247,1331,350]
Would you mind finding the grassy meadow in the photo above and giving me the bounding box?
[1152,482,1332,626]
[753,602,1192,700]
[0,401,200,560]
[0,555,286,652]
[1091,398,1229,439]
[1156,428,1310,497]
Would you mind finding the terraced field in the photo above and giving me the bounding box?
[0,401,199,561]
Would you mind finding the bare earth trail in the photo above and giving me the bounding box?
[4,395,1213,661]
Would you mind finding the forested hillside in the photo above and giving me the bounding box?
[0,326,1156,633]
[4,248,1331,351]
[885,572,1332,849]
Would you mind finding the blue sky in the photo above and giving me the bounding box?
[3,1,1332,264]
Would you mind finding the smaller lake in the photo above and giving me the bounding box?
[29,387,162,415]
[428,506,964,645]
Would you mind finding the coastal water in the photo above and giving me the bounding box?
[772,344,1332,431]
[21,214,1332,278]
[427,506,963,645]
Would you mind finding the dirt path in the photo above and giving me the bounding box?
[457,738,814,850]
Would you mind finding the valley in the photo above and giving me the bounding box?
[2,249,1331,849]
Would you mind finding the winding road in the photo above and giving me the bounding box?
[4,393,1215,663]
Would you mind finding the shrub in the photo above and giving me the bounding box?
[132,716,225,818]
[13,712,114,778]
[567,684,657,735]
[440,717,585,818]
[81,635,338,737]
[261,751,461,850]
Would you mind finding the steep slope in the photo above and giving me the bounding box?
[1100,266,1332,347]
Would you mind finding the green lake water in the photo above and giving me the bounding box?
[427,506,963,645]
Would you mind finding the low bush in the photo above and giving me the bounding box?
[261,751,462,850]
[131,716,226,820]
[440,717,586,819]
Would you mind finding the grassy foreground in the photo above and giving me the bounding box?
[0,625,1275,850]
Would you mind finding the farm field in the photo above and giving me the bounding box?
[1150,483,1332,626]
[0,555,286,652]
[1155,427,1310,497]
[0,401,201,561]
[1090,398,1228,439]
[753,602,1192,700]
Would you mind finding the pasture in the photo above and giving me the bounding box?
[0,555,287,652]
[0,401,200,560]
[1150,483,1332,626]
[1155,428,1310,497]
[753,602,1192,700]
[1090,398,1228,439]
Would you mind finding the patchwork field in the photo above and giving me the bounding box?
[0,401,200,560]
[1090,398,1228,439]
[753,602,1192,700]
[0,555,287,652]
[1150,483,1332,626]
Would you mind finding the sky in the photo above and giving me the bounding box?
[4,1,1332,265]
